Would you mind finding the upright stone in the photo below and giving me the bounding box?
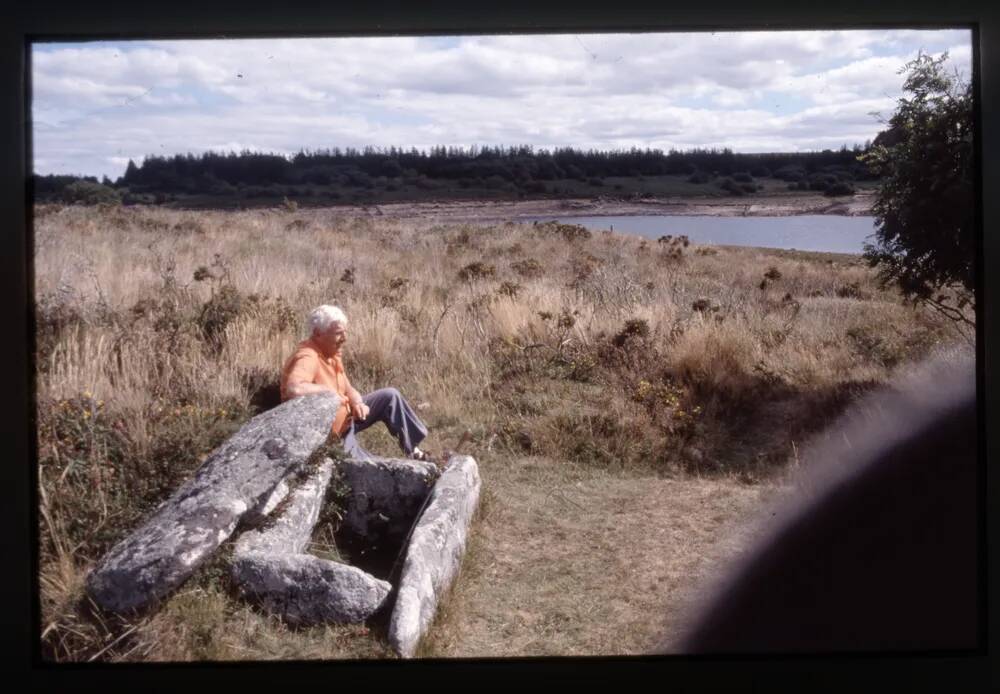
[389,455,481,658]
[85,393,341,614]
[339,457,439,543]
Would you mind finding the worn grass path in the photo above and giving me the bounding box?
[419,455,777,658]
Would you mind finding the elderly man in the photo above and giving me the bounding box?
[280,304,432,463]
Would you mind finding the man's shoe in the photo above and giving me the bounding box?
[410,447,431,462]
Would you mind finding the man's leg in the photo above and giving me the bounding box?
[352,387,428,456]
[339,423,374,462]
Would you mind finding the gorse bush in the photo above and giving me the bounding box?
[497,281,522,298]
[613,318,651,347]
[511,258,543,279]
[38,391,252,560]
[35,286,85,371]
[197,285,246,350]
[534,220,592,242]
[458,262,497,282]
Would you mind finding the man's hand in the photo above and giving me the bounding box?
[350,400,370,421]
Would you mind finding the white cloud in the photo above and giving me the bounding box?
[30,29,975,179]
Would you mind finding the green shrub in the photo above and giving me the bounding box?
[773,165,807,182]
[534,221,592,241]
[836,282,870,300]
[197,285,246,351]
[718,178,745,196]
[825,181,856,197]
[612,318,651,348]
[35,288,84,371]
[808,173,840,191]
[497,281,522,298]
[458,262,496,282]
[511,258,543,279]
[62,180,121,206]
[37,393,252,558]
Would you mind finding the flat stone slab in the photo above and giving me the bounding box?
[389,455,481,658]
[231,455,392,624]
[231,553,392,625]
[235,457,336,557]
[243,477,292,527]
[86,393,342,614]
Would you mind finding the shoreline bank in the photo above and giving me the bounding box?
[311,190,875,222]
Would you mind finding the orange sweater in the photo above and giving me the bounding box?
[280,338,356,436]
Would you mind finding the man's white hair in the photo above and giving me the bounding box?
[308,305,348,335]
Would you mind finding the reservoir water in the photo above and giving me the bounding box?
[525,215,877,254]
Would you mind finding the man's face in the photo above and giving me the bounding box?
[317,322,347,354]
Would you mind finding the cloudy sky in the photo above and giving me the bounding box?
[31,29,972,180]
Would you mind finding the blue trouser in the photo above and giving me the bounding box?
[340,387,428,462]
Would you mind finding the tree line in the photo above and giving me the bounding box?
[33,143,875,202]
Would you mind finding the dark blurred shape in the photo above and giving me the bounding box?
[677,350,978,653]
[241,367,283,413]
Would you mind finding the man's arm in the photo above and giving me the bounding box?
[342,371,369,420]
[282,350,333,399]
[285,381,337,398]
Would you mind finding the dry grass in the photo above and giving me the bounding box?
[33,203,968,661]
[418,456,777,657]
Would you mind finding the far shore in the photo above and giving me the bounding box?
[316,190,876,223]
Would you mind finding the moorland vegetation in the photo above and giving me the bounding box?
[35,204,969,660]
